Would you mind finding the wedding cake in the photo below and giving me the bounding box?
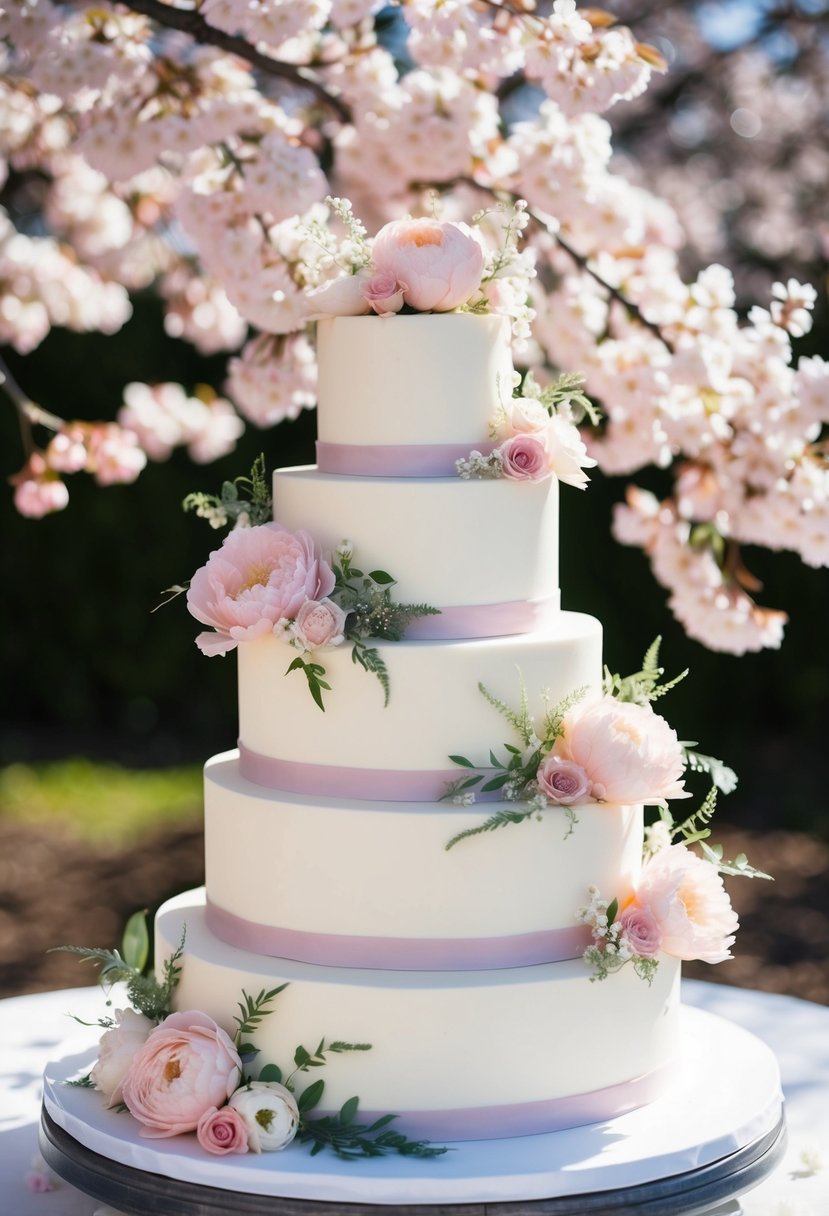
[154,305,685,1142]
[50,214,746,1171]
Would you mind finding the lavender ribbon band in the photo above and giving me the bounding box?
[206,899,591,971]
[238,742,499,802]
[312,1064,673,1141]
[403,595,558,640]
[316,438,498,477]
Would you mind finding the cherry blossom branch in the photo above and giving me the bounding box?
[0,355,63,461]
[110,0,352,122]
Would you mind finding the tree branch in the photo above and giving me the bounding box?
[0,354,64,462]
[115,0,352,122]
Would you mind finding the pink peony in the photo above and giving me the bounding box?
[91,1007,155,1107]
[536,755,590,804]
[554,696,688,804]
[120,1010,242,1138]
[362,270,406,315]
[544,414,597,490]
[634,844,739,964]
[293,597,347,650]
[500,432,550,481]
[197,1106,250,1155]
[187,522,335,656]
[619,903,663,958]
[371,218,484,312]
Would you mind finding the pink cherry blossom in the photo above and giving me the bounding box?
[371,217,484,312]
[634,845,739,964]
[554,695,688,804]
[187,523,336,656]
[120,1010,242,1138]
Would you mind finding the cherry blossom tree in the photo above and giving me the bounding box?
[1,0,826,655]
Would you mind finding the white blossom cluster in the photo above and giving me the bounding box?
[0,0,825,654]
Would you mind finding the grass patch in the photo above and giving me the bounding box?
[0,759,202,845]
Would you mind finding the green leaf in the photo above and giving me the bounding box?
[259,1063,283,1083]
[367,570,395,585]
[121,911,149,973]
[298,1078,325,1113]
[294,1045,311,1068]
[339,1096,359,1125]
[480,772,511,792]
[449,755,476,768]
[606,898,619,926]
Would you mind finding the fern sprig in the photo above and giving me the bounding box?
[234,985,289,1047]
[445,805,539,851]
[479,678,534,746]
[351,641,390,706]
[299,1100,449,1160]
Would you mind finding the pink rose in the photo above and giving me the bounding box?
[536,755,591,804]
[619,903,663,958]
[371,218,484,312]
[634,844,739,964]
[121,1010,242,1138]
[545,414,597,491]
[187,522,335,656]
[197,1106,249,1155]
[293,597,347,650]
[500,433,550,481]
[554,696,688,804]
[91,1007,155,1107]
[362,270,407,315]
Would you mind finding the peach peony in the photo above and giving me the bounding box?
[371,218,484,312]
[120,1011,242,1138]
[634,844,739,963]
[187,522,335,656]
[554,695,688,804]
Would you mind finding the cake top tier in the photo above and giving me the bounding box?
[315,313,514,477]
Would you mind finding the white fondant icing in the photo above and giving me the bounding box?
[156,891,681,1124]
[316,313,514,447]
[273,466,559,611]
[204,751,643,944]
[237,613,602,771]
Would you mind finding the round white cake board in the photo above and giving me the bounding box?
[41,1004,783,1209]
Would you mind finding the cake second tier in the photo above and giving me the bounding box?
[237,611,601,794]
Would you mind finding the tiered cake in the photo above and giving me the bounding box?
[156,313,680,1141]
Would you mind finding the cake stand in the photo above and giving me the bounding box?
[39,1004,785,1215]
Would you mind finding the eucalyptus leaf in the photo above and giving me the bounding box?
[121,911,149,973]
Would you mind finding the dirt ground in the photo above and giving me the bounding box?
[1,819,827,1005]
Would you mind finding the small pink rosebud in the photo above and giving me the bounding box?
[500,433,550,481]
[536,755,591,804]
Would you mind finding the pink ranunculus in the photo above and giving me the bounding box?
[544,414,597,490]
[293,597,347,650]
[91,1007,155,1107]
[554,695,688,804]
[120,1010,242,1138]
[536,755,591,804]
[186,522,335,656]
[305,272,372,318]
[197,1105,250,1155]
[634,844,739,964]
[500,432,550,481]
[371,218,484,313]
[619,903,663,958]
[362,270,407,315]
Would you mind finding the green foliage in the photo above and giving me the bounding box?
[351,641,390,707]
[121,910,149,973]
[699,841,773,881]
[285,656,331,712]
[298,1100,450,1160]
[478,677,535,746]
[284,1038,372,1091]
[183,453,272,532]
[51,916,184,1021]
[602,636,688,705]
[445,804,541,851]
[683,748,739,795]
[520,369,600,427]
[234,985,289,1046]
[67,1073,95,1088]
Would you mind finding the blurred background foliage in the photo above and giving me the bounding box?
[1,0,828,840]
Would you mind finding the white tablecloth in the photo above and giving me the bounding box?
[1,980,827,1215]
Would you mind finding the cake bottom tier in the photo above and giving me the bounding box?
[156,891,681,1142]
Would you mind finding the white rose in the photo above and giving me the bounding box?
[305,272,371,319]
[506,396,550,435]
[228,1082,300,1152]
[90,1008,155,1107]
[545,414,598,490]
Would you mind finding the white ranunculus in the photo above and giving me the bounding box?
[90,1008,155,1107]
[227,1081,300,1152]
